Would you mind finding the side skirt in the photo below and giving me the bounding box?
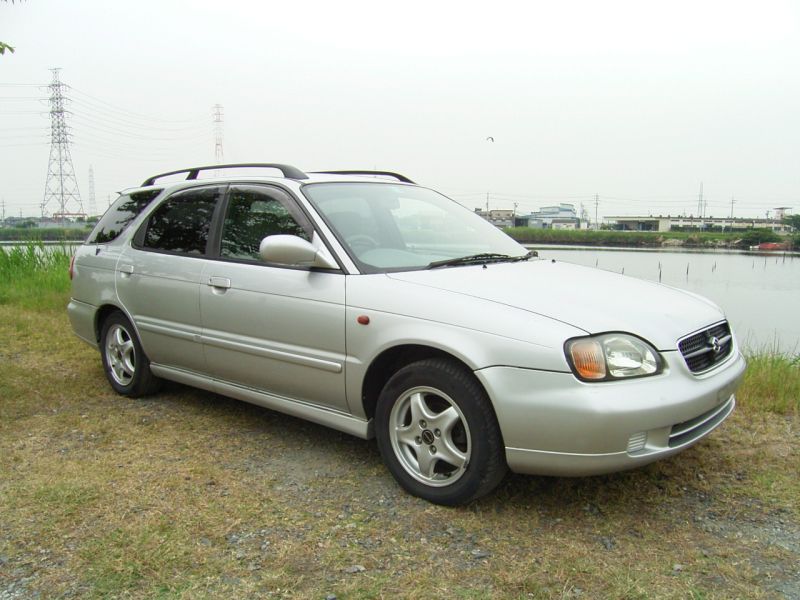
[149,363,373,440]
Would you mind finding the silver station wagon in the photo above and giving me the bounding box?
[68,163,746,505]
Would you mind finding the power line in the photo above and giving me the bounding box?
[67,96,211,133]
[68,85,208,123]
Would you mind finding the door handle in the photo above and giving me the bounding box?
[208,276,231,289]
[119,264,134,275]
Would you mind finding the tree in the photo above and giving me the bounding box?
[782,214,800,232]
[737,228,781,247]
[1,0,20,56]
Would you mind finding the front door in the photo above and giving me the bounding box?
[200,184,349,412]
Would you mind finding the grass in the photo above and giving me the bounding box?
[1,247,798,598]
[738,353,800,414]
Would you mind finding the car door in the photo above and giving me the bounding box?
[116,185,224,374]
[200,184,349,412]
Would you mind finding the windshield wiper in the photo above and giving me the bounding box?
[427,251,536,270]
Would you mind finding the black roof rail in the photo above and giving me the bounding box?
[141,163,308,187]
[309,170,415,184]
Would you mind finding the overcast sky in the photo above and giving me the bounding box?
[1,0,798,220]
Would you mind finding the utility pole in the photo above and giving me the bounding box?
[730,195,735,219]
[697,182,705,219]
[213,104,224,164]
[485,192,489,213]
[42,68,83,222]
[594,193,599,230]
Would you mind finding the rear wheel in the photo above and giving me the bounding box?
[375,358,507,505]
[100,311,161,397]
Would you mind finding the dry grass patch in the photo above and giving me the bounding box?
[1,304,799,599]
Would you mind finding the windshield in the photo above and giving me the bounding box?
[302,182,527,273]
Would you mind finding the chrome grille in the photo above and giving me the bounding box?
[678,322,733,373]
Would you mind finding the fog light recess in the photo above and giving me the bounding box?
[627,432,648,454]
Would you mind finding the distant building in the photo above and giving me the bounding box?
[474,208,515,228]
[516,204,580,229]
[37,218,88,230]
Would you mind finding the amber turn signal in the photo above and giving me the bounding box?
[568,339,606,380]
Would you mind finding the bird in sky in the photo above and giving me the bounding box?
[486,136,494,142]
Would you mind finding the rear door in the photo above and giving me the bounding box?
[199,184,349,412]
[116,185,224,374]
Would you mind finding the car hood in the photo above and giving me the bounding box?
[387,259,726,350]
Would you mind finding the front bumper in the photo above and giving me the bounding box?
[475,349,746,476]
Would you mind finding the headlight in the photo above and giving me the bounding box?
[565,333,662,381]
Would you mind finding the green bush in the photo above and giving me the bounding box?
[735,228,782,247]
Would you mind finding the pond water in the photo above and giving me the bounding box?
[529,245,800,355]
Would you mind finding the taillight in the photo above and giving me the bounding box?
[69,254,76,280]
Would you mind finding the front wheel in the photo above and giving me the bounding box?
[375,358,507,505]
[100,311,161,397]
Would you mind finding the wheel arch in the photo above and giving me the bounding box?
[94,303,131,343]
[361,344,479,423]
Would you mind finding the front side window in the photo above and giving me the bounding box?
[88,190,162,244]
[220,185,310,261]
[142,187,222,255]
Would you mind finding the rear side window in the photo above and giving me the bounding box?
[88,190,162,244]
[141,187,222,255]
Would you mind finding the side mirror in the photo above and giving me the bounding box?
[259,235,339,270]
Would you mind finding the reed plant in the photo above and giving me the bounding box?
[0,243,72,311]
[737,352,800,414]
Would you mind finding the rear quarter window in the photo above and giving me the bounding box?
[87,190,162,244]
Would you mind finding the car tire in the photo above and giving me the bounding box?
[375,358,507,505]
[100,311,161,397]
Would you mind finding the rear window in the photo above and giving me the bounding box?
[88,190,162,244]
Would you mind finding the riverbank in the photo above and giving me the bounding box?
[505,227,799,249]
[0,226,90,242]
[1,257,798,598]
